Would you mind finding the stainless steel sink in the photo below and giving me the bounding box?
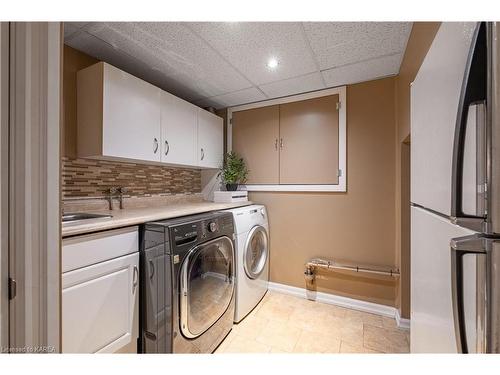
[62,212,113,224]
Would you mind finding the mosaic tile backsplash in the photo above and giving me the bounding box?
[62,157,202,198]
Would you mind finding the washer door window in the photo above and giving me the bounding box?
[244,225,269,279]
[180,236,234,339]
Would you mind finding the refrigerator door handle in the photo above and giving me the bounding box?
[451,22,488,232]
[450,234,488,353]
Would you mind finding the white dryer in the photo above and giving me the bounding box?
[226,204,270,323]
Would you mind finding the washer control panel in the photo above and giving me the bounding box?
[207,221,218,233]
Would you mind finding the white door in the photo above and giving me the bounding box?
[160,92,197,166]
[411,206,478,353]
[197,109,223,168]
[411,22,477,215]
[62,252,139,353]
[103,63,161,162]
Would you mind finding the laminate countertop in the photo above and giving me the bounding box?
[62,200,252,237]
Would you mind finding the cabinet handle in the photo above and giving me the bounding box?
[274,138,278,151]
[153,138,159,154]
[132,265,139,294]
[201,148,205,161]
[165,140,170,156]
[280,138,283,150]
[149,260,155,279]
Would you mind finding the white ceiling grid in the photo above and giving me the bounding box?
[65,22,412,109]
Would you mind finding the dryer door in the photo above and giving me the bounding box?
[244,225,269,280]
[180,236,234,339]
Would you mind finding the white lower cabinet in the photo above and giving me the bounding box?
[62,227,139,353]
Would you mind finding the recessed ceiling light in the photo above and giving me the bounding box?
[267,57,279,70]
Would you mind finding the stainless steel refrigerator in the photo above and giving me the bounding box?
[411,22,500,353]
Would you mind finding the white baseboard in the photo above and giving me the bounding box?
[268,281,410,329]
[395,309,411,330]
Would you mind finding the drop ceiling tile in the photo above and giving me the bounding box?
[65,22,413,110]
[78,22,252,100]
[64,22,90,41]
[66,31,141,71]
[67,22,90,29]
[63,24,80,39]
[303,22,411,70]
[321,53,401,88]
[259,72,325,99]
[187,22,318,85]
[196,87,267,109]
[193,96,222,109]
[66,31,200,102]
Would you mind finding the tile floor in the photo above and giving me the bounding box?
[215,291,410,354]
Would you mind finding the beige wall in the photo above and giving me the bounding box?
[394,22,440,318]
[250,77,397,307]
[62,45,98,157]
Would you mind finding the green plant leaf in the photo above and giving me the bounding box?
[220,151,249,184]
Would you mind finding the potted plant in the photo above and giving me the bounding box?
[220,151,249,191]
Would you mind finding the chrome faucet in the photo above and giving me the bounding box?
[106,186,127,210]
[117,187,127,209]
[107,187,118,210]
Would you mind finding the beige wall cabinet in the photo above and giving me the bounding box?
[279,95,339,184]
[232,105,280,184]
[230,88,346,191]
[77,62,223,169]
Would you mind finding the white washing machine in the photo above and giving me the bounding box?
[226,204,270,323]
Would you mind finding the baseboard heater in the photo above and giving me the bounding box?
[304,258,400,286]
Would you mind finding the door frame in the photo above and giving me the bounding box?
[0,22,9,352]
[8,22,61,353]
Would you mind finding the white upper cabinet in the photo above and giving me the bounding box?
[160,91,198,166]
[77,62,223,169]
[197,109,223,169]
[103,64,161,162]
[78,62,161,163]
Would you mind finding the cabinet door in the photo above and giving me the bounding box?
[232,105,280,184]
[197,109,223,168]
[62,252,139,353]
[160,92,198,166]
[279,95,339,184]
[102,63,161,162]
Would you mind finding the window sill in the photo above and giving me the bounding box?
[242,184,347,192]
